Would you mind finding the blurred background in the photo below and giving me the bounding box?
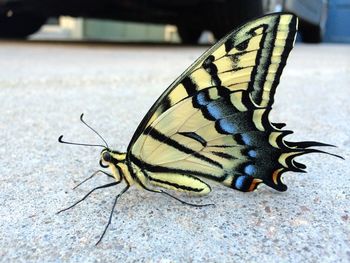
[0,0,349,44]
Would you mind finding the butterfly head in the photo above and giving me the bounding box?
[100,149,126,168]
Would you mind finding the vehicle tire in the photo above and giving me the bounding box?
[211,0,263,40]
[177,25,203,44]
[0,13,47,38]
[300,20,322,43]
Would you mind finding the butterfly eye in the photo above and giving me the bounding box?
[103,152,112,162]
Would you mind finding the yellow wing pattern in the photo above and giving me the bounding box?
[126,13,332,195]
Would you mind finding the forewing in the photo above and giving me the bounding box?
[128,13,297,149]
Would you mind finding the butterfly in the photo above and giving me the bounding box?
[58,12,342,245]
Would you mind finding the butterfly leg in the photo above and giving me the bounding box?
[95,184,130,246]
[73,170,114,190]
[57,181,121,214]
[159,190,215,208]
[136,181,215,208]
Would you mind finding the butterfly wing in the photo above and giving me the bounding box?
[127,13,315,194]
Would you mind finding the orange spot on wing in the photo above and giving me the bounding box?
[248,179,263,192]
[272,168,283,185]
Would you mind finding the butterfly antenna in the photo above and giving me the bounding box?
[58,135,106,148]
[80,113,109,148]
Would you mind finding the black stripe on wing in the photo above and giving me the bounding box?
[178,131,207,147]
[129,154,226,182]
[248,15,298,107]
[145,127,223,169]
[181,76,198,97]
[202,55,222,86]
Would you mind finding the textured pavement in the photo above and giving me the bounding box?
[0,41,349,262]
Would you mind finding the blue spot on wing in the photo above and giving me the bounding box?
[244,164,256,175]
[248,150,257,158]
[195,92,210,106]
[241,134,251,145]
[206,100,236,120]
[234,175,254,191]
[218,119,236,134]
[235,176,246,189]
[207,103,224,119]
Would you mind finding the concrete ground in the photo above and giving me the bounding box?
[0,41,349,263]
